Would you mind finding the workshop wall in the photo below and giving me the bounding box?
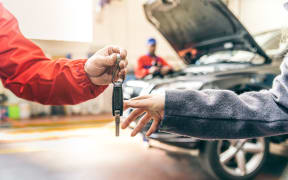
[1,0,93,42]
[91,0,185,71]
[228,0,288,34]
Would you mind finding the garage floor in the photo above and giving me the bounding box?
[0,121,287,180]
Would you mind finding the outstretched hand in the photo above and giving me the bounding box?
[122,94,165,137]
[85,45,128,85]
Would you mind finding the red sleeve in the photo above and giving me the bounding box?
[159,57,172,69]
[0,4,107,105]
[134,56,149,79]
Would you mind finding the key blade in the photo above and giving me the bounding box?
[114,110,121,137]
[115,115,120,137]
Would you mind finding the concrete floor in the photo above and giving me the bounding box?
[0,122,287,180]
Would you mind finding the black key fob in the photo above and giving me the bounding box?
[112,81,123,116]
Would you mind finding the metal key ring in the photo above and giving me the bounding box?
[112,54,122,84]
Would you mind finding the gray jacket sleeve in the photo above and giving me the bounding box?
[158,58,288,139]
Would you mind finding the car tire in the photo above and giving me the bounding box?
[199,138,269,180]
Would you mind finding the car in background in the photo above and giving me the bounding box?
[123,0,288,179]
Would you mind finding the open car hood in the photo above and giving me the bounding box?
[143,0,271,64]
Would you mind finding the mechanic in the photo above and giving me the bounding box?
[135,38,172,79]
[122,1,288,140]
[0,3,127,105]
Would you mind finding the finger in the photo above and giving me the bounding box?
[124,96,151,110]
[124,101,128,110]
[124,100,131,110]
[122,68,128,75]
[117,69,126,79]
[146,116,160,136]
[113,67,124,81]
[121,108,145,129]
[131,113,151,137]
[111,46,121,54]
[108,46,127,63]
[123,68,128,78]
[96,54,117,67]
[119,48,127,59]
[118,69,124,76]
[119,67,128,76]
[130,95,151,101]
[125,99,151,109]
[103,45,120,55]
[106,46,113,55]
[119,61,126,69]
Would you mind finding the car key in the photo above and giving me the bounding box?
[112,81,123,136]
[112,54,124,137]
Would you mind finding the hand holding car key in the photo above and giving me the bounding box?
[112,54,125,136]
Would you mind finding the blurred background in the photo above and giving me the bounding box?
[1,0,288,119]
[0,0,288,180]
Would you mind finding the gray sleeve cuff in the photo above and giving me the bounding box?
[159,90,194,131]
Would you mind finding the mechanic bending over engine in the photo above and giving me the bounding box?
[122,1,288,140]
[135,38,173,79]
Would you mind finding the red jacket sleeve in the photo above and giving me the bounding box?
[0,4,107,105]
[134,56,149,79]
[158,57,172,69]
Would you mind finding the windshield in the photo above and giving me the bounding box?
[197,30,281,65]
